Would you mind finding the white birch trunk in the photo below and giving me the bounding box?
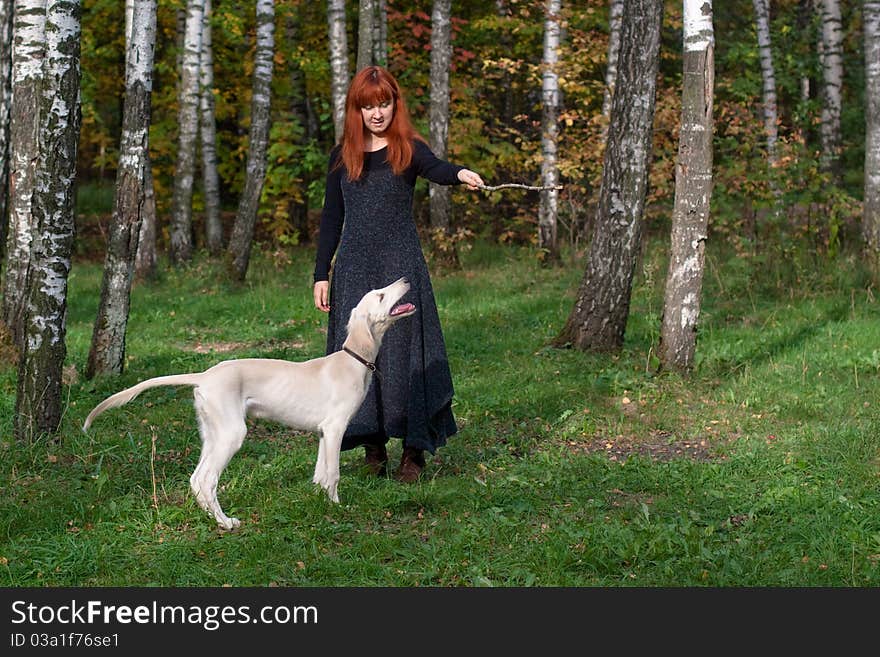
[200,0,222,254]
[135,161,158,279]
[539,0,561,262]
[327,0,349,144]
[129,0,157,281]
[818,0,843,179]
[429,0,454,264]
[863,1,880,274]
[357,0,376,71]
[554,0,663,352]
[2,0,46,346]
[86,0,156,379]
[374,0,387,67]
[752,0,778,164]
[227,0,275,281]
[601,0,623,136]
[658,0,714,373]
[169,0,204,265]
[15,0,81,440]
[752,0,782,217]
[0,1,13,269]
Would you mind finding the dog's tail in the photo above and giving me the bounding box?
[82,373,205,432]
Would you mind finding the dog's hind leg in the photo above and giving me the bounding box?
[190,392,246,529]
[312,435,327,489]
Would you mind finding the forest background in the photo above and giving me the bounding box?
[2,0,880,588]
[74,0,864,260]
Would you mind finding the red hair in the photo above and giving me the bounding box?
[338,66,425,180]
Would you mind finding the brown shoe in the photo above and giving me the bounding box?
[363,443,388,477]
[394,446,425,483]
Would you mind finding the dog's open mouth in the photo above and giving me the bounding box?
[391,302,416,316]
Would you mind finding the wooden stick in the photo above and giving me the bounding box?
[476,183,563,192]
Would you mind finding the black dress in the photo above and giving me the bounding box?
[313,140,464,454]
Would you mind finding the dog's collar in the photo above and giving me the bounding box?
[343,347,377,373]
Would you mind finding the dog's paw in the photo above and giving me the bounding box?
[218,516,241,530]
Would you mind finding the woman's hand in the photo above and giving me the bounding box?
[457,168,484,190]
[314,281,330,312]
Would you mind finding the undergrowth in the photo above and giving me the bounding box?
[1,240,878,587]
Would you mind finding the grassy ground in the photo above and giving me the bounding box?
[1,239,879,586]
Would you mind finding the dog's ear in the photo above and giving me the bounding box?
[346,306,376,350]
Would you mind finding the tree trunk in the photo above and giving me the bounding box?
[553,0,663,352]
[428,0,457,268]
[86,0,156,379]
[200,0,222,255]
[131,0,157,281]
[3,0,46,349]
[538,0,561,263]
[15,0,81,441]
[601,0,623,136]
[357,0,376,70]
[169,0,204,265]
[135,162,158,279]
[227,0,275,282]
[658,0,714,373]
[752,0,782,218]
[752,0,778,165]
[327,0,349,144]
[0,0,13,272]
[374,0,387,67]
[863,1,880,275]
[818,0,843,181]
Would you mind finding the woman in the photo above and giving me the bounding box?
[313,66,483,482]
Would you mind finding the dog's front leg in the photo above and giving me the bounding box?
[314,423,344,503]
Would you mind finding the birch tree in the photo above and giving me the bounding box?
[2,0,46,348]
[227,0,275,281]
[356,0,387,70]
[86,0,157,379]
[658,0,715,373]
[200,0,222,255]
[538,0,561,262]
[0,2,13,270]
[601,0,623,131]
[169,0,204,265]
[15,0,81,440]
[863,1,880,275]
[357,0,375,70]
[752,0,782,218]
[129,0,157,281]
[818,0,843,180]
[327,0,349,143]
[374,0,387,67]
[428,0,456,266]
[553,0,663,352]
[134,163,158,279]
[752,0,778,165]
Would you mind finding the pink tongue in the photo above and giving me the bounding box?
[391,303,415,316]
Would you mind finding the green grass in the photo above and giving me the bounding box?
[1,240,879,587]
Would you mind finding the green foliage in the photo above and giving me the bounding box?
[75,0,871,262]
[2,241,879,586]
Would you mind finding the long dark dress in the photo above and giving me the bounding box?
[313,140,464,454]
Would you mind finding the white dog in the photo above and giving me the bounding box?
[83,278,416,530]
